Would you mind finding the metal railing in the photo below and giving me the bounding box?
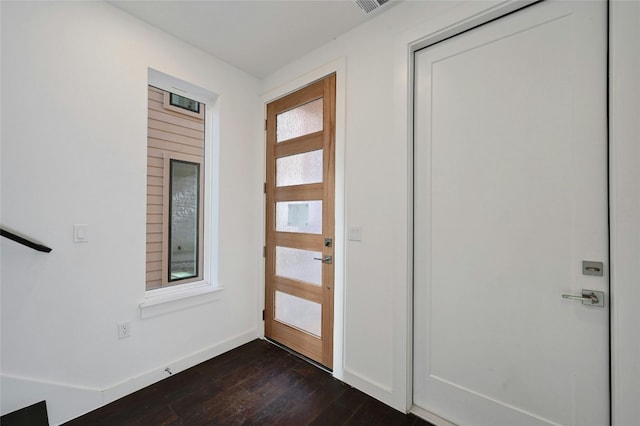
[1,227,52,253]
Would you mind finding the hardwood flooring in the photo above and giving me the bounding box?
[65,339,433,426]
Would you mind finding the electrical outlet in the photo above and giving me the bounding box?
[118,321,131,339]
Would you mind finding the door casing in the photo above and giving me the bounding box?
[261,59,347,380]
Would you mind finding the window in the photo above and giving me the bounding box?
[167,156,203,283]
[146,85,206,290]
[170,93,200,114]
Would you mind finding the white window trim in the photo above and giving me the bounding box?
[140,282,224,319]
[140,68,221,319]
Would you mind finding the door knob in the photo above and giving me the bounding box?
[562,289,604,307]
[313,256,332,264]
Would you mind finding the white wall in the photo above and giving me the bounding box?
[262,0,640,422]
[0,2,263,424]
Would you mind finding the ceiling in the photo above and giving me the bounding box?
[109,0,395,78]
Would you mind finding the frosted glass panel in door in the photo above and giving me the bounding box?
[277,98,323,142]
[276,150,323,187]
[275,246,322,285]
[275,291,321,337]
[276,201,322,234]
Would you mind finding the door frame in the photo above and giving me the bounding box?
[396,0,636,424]
[607,2,640,425]
[260,58,347,379]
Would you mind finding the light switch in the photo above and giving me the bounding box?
[74,224,88,243]
[348,225,362,242]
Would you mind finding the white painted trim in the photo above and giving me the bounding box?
[399,0,537,56]
[609,2,640,426]
[410,405,458,426]
[260,57,347,381]
[143,68,222,314]
[343,367,394,405]
[139,283,224,319]
[395,0,539,414]
[148,68,218,105]
[101,328,258,403]
[0,374,103,395]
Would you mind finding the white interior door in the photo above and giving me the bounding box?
[413,2,609,425]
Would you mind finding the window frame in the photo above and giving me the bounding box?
[141,69,220,317]
[163,153,205,286]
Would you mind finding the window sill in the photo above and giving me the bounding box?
[139,282,223,319]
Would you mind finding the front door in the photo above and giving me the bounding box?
[265,75,336,369]
[413,1,609,425]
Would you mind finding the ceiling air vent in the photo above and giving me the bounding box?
[355,0,390,14]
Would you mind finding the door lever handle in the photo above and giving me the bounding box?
[313,256,332,264]
[562,293,599,304]
[562,289,604,307]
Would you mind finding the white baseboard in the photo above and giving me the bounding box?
[411,405,458,426]
[342,367,398,410]
[102,328,258,404]
[1,328,260,425]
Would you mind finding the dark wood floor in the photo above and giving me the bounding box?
[65,339,433,426]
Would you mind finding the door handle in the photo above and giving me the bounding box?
[313,256,332,264]
[562,289,604,307]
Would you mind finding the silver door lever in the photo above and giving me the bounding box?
[313,256,332,264]
[562,289,604,307]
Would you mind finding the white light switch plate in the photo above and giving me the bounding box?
[348,225,362,242]
[74,224,88,243]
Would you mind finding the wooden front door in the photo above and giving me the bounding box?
[265,74,336,369]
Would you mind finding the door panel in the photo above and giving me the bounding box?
[276,98,323,142]
[276,150,323,187]
[275,246,323,285]
[275,291,322,337]
[266,74,336,368]
[275,201,323,234]
[413,2,608,425]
